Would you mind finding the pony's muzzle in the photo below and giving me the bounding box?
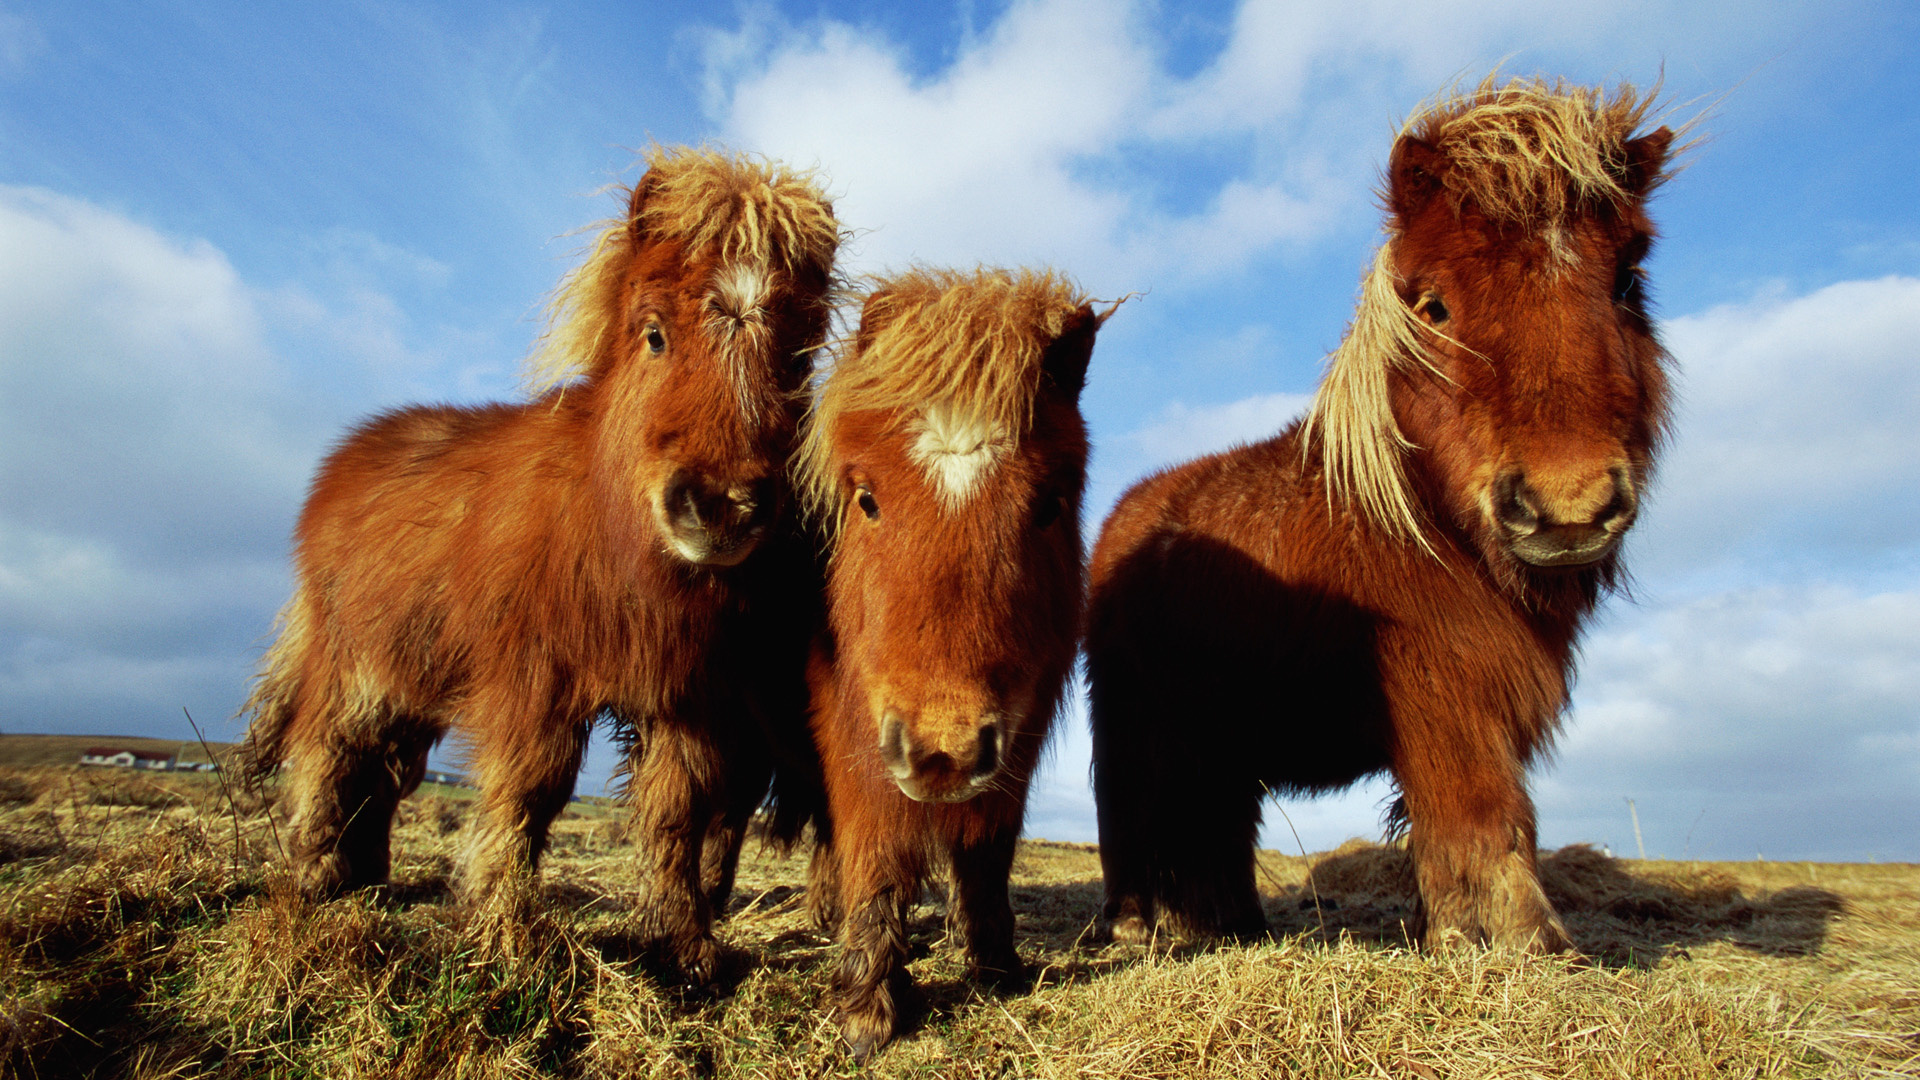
[1493,465,1637,566]
[662,471,776,567]
[877,708,1005,803]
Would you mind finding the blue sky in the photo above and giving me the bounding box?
[3,1,1916,861]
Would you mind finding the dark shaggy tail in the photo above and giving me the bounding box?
[234,596,310,791]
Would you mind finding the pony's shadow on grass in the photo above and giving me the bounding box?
[1261,842,1846,968]
[989,843,1846,983]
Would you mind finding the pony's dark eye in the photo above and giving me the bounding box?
[1034,492,1066,530]
[855,485,880,521]
[1613,263,1643,305]
[645,325,666,354]
[1417,293,1450,324]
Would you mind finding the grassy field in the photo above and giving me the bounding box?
[0,763,1914,1079]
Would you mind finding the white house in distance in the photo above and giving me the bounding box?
[78,747,177,770]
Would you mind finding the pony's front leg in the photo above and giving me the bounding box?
[947,826,1023,987]
[1395,733,1573,954]
[460,701,589,913]
[626,723,725,983]
[832,844,915,1062]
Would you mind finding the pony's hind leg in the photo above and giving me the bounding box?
[1396,750,1573,954]
[1091,684,1264,944]
[947,826,1023,987]
[459,699,590,913]
[699,728,773,917]
[282,712,436,899]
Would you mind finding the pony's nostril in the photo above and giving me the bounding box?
[1493,471,1540,533]
[878,711,912,779]
[1592,468,1636,529]
[727,478,777,525]
[972,722,1001,779]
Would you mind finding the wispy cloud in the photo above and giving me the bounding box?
[0,186,447,737]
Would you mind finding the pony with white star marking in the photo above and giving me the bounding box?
[794,268,1107,1057]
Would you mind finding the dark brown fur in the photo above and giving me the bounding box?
[799,269,1102,1057]
[236,148,838,981]
[1088,79,1676,954]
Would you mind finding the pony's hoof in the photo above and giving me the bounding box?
[673,933,722,986]
[967,951,1028,991]
[1107,913,1153,945]
[839,1009,896,1063]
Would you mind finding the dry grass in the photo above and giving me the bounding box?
[0,766,1913,1079]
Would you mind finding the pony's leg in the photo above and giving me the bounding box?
[1091,705,1157,943]
[626,722,726,983]
[1153,779,1267,943]
[459,702,589,911]
[1396,749,1573,954]
[831,830,917,1062]
[1093,691,1264,944]
[281,712,436,899]
[804,826,842,932]
[947,827,1023,987]
[699,730,772,917]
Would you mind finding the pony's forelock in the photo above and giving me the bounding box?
[523,146,840,395]
[797,267,1090,526]
[1399,75,1675,249]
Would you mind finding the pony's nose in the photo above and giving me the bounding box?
[1492,466,1636,566]
[877,709,1005,803]
[662,470,776,565]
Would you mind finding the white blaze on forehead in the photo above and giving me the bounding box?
[706,259,775,426]
[711,260,770,324]
[908,402,1009,509]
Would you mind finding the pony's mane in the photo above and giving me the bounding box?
[1403,75,1668,241]
[797,267,1090,522]
[525,146,840,394]
[1300,243,1446,551]
[1305,76,1675,550]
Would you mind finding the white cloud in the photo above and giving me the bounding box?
[0,187,320,563]
[1542,584,1920,860]
[698,0,1807,298]
[1633,275,1920,585]
[1117,390,1313,470]
[708,0,1158,283]
[0,187,416,737]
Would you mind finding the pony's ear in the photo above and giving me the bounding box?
[627,171,658,241]
[1619,127,1674,196]
[852,287,896,356]
[1388,137,1446,222]
[1041,304,1100,401]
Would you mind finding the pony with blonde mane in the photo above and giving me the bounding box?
[1088,77,1680,952]
[238,146,839,980]
[797,268,1104,1056]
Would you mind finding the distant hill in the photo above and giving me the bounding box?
[0,733,235,768]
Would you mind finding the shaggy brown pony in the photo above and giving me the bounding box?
[237,146,839,980]
[797,268,1103,1057]
[1088,77,1678,953]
